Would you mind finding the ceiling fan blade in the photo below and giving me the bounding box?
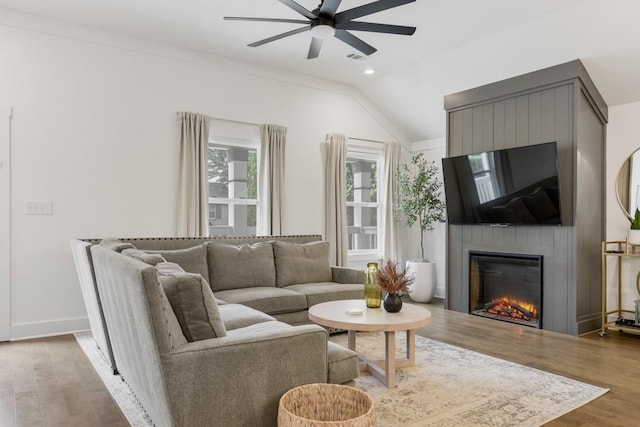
[334,29,377,56]
[336,21,415,35]
[335,0,415,25]
[307,37,324,59]
[224,17,310,25]
[319,0,343,18]
[248,26,310,47]
[277,0,318,20]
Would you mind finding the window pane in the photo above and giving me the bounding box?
[208,147,229,198]
[347,206,378,250]
[346,158,377,203]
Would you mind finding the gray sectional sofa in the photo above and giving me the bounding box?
[71,235,365,427]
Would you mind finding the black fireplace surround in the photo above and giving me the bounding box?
[469,251,543,328]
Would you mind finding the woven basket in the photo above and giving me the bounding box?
[278,383,376,427]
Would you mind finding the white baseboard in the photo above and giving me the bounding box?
[10,317,90,341]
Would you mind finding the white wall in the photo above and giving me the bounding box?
[606,101,640,314]
[409,138,447,299]
[0,12,408,339]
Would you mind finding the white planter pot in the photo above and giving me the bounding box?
[629,229,640,246]
[406,260,436,303]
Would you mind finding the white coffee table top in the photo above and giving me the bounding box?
[308,299,432,332]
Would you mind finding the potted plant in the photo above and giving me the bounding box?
[395,153,446,302]
[375,259,414,312]
[629,208,640,246]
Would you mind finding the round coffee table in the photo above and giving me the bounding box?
[308,299,432,388]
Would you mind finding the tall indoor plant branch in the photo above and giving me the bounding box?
[395,153,446,261]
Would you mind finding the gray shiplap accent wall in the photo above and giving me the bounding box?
[444,60,606,335]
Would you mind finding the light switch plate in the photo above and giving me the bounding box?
[25,200,53,215]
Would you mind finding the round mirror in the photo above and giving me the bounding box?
[616,148,640,220]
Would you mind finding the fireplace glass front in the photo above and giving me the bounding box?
[469,251,543,328]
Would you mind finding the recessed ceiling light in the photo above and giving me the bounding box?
[364,68,376,75]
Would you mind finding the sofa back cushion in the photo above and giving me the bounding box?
[156,263,226,341]
[145,243,210,284]
[273,241,332,287]
[208,242,276,291]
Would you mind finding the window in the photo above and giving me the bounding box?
[346,150,381,256]
[207,137,259,236]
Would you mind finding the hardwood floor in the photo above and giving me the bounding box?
[0,335,128,427]
[1,303,639,426]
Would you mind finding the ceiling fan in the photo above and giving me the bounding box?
[224,0,416,59]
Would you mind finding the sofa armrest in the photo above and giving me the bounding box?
[331,266,365,284]
[161,323,328,427]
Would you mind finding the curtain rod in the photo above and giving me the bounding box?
[349,137,387,144]
[348,136,411,153]
[176,112,259,127]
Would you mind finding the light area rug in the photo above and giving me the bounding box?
[330,332,608,427]
[75,331,153,427]
[75,331,608,427]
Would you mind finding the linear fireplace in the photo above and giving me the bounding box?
[469,251,543,328]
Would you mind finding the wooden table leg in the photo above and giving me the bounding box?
[406,329,415,365]
[384,330,396,387]
[347,329,356,351]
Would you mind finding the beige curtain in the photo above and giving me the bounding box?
[177,112,210,237]
[382,142,402,261]
[258,124,287,236]
[323,133,348,266]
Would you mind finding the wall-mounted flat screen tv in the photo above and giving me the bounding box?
[441,142,562,225]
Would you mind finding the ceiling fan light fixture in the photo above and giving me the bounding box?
[310,24,335,39]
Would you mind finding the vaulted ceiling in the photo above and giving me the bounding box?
[2,0,640,141]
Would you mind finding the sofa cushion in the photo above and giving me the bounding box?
[217,303,275,331]
[273,241,333,287]
[223,320,294,338]
[99,238,136,253]
[146,243,210,284]
[157,270,226,341]
[214,287,307,315]
[121,248,166,266]
[284,283,364,307]
[208,242,275,291]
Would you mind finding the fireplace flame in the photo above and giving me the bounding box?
[485,297,538,320]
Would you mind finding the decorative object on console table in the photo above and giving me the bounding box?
[395,153,445,303]
[364,262,381,308]
[628,208,640,248]
[376,259,413,313]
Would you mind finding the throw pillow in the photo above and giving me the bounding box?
[121,249,166,266]
[156,269,226,341]
[145,243,210,284]
[99,238,136,253]
[272,241,332,287]
[207,242,276,291]
[155,262,186,275]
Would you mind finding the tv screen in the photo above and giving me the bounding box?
[442,142,562,225]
